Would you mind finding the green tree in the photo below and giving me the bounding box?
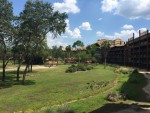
[72,40,84,63]
[0,0,14,81]
[17,0,68,84]
[101,41,110,69]
[65,45,72,62]
[51,46,63,65]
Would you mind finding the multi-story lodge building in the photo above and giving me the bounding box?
[106,30,150,70]
[97,38,125,47]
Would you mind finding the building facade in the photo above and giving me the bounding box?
[107,30,150,70]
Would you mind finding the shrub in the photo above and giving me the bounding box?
[77,63,86,71]
[87,81,109,90]
[65,65,77,73]
[57,105,75,113]
[65,64,94,73]
[114,67,133,74]
[86,65,94,70]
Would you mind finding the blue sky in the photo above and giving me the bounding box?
[10,0,150,47]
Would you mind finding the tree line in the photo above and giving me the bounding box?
[0,0,111,84]
[0,0,68,84]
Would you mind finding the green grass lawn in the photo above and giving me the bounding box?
[0,64,119,113]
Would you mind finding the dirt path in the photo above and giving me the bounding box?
[0,65,56,72]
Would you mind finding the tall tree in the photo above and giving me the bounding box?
[0,0,13,81]
[17,0,68,84]
[65,45,71,62]
[101,41,110,69]
[72,40,84,63]
[51,46,63,65]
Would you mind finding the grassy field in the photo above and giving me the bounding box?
[1,64,140,113]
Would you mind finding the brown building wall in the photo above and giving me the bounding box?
[107,30,150,70]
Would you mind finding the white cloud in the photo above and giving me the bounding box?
[79,22,92,31]
[115,30,137,40]
[101,0,150,19]
[67,28,81,38]
[96,31,115,39]
[97,28,148,41]
[122,24,134,30]
[65,19,82,38]
[46,33,68,48]
[115,28,147,40]
[96,31,105,37]
[138,28,147,32]
[101,0,118,12]
[53,0,80,14]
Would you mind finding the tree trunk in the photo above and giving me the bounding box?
[16,58,21,81]
[2,56,5,81]
[22,64,28,85]
[104,57,106,69]
[2,52,6,81]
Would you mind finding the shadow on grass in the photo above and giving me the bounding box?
[89,70,150,113]
[89,103,150,113]
[120,70,150,102]
[0,71,35,89]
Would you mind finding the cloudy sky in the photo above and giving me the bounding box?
[10,0,150,47]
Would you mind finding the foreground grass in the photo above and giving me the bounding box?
[0,64,118,113]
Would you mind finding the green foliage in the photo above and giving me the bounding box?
[77,63,87,71]
[86,65,94,70]
[72,40,84,48]
[114,67,133,74]
[0,0,14,81]
[87,81,109,90]
[65,65,77,73]
[80,51,91,61]
[108,64,120,68]
[100,41,111,68]
[65,64,94,73]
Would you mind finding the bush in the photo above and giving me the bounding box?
[57,105,75,113]
[114,67,133,74]
[87,81,109,90]
[65,65,77,73]
[86,65,94,70]
[77,63,86,71]
[65,64,94,73]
